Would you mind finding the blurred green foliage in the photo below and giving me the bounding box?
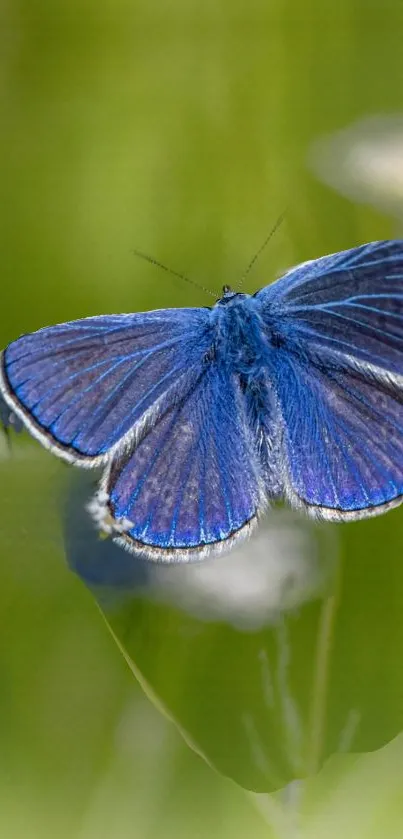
[2,0,403,836]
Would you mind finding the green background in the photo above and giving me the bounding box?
[1,1,403,836]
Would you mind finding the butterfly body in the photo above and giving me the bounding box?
[2,240,403,561]
[212,290,273,375]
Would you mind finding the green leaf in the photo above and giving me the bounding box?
[65,471,403,792]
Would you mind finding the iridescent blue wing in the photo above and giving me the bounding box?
[90,365,264,560]
[258,240,403,375]
[256,240,403,519]
[0,309,212,465]
[273,352,403,518]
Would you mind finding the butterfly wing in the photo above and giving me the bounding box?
[258,240,403,375]
[256,240,403,518]
[0,309,212,465]
[272,352,403,518]
[90,364,265,560]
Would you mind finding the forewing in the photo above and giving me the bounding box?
[0,309,212,464]
[257,240,403,375]
[91,366,264,561]
[274,352,403,518]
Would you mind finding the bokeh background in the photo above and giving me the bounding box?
[2,1,403,837]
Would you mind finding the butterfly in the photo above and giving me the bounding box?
[1,240,403,562]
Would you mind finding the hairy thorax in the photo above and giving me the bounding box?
[211,292,272,378]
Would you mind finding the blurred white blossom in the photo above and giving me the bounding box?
[64,472,338,631]
[149,512,336,629]
[309,115,403,218]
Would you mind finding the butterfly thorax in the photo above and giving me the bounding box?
[212,293,270,377]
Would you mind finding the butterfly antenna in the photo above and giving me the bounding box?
[238,210,287,289]
[132,249,216,298]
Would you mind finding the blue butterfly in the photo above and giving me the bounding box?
[2,240,403,562]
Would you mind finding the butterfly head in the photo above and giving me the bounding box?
[216,286,248,306]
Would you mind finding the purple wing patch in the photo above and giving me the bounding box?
[0,309,212,463]
[90,365,264,560]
